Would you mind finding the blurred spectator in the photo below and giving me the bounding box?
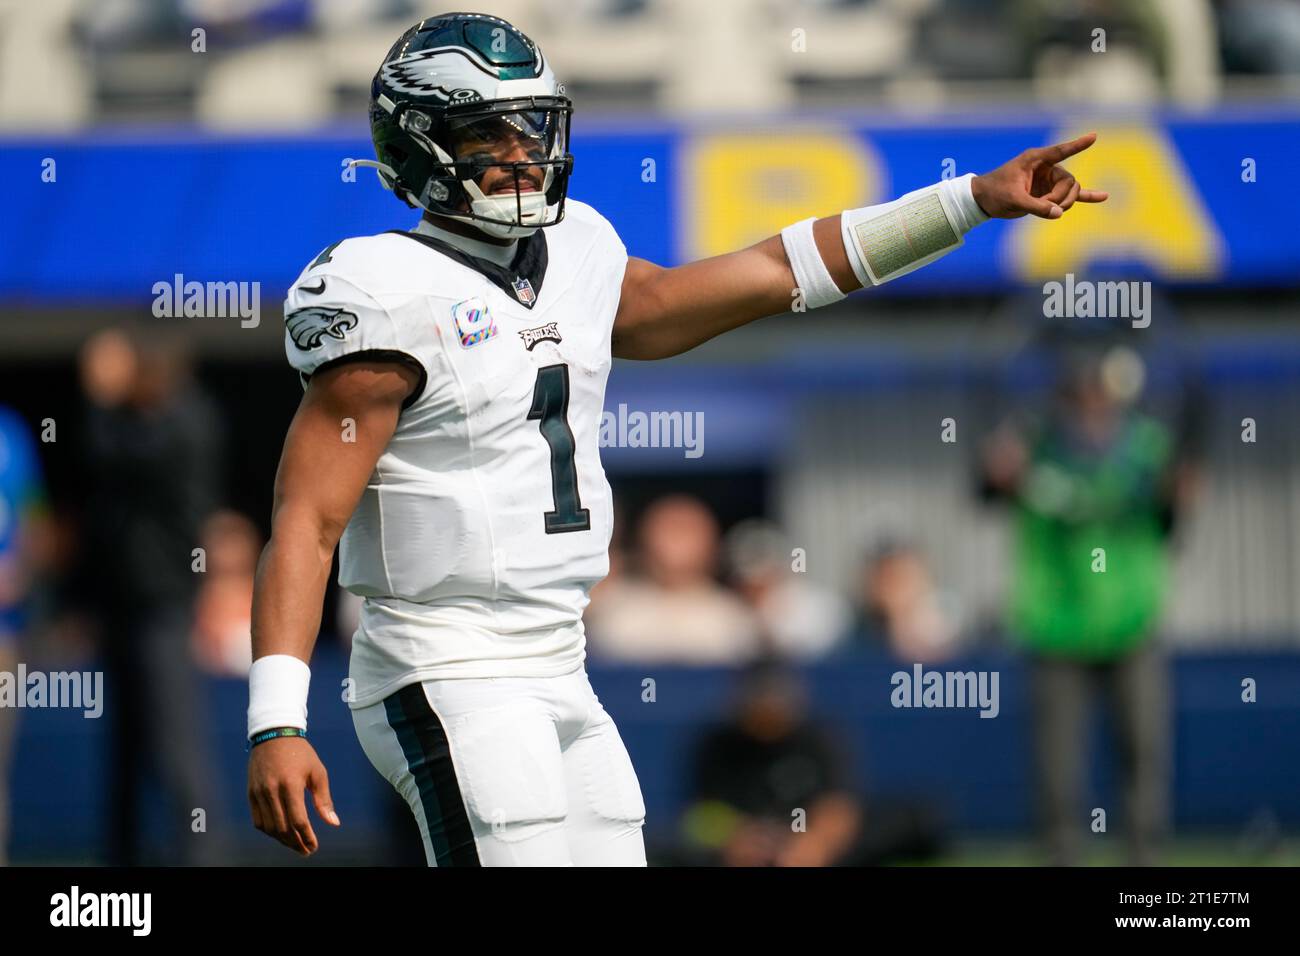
[851,540,962,662]
[584,495,760,664]
[75,326,227,865]
[0,405,46,866]
[981,336,1196,866]
[78,0,192,52]
[678,659,942,866]
[193,509,259,677]
[1004,0,1225,107]
[723,518,851,660]
[1014,0,1170,80]
[1216,0,1300,75]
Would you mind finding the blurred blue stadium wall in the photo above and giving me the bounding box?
[10,649,1300,861]
[3,108,1299,301]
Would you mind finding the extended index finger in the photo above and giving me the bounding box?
[1031,132,1098,165]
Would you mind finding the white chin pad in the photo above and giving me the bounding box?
[464,179,552,238]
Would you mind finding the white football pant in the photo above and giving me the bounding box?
[352,669,647,866]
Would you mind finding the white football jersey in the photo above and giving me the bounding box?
[282,200,626,707]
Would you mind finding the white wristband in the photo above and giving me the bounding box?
[780,217,847,310]
[840,172,988,287]
[942,171,991,232]
[247,654,311,738]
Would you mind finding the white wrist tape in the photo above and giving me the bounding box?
[840,172,988,288]
[780,217,847,309]
[247,654,310,738]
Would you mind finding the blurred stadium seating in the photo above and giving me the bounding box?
[3,0,1300,129]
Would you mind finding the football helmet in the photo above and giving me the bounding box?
[362,12,574,239]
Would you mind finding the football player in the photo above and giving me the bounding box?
[246,11,1106,866]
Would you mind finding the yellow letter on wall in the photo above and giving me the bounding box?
[1009,126,1223,281]
[683,131,881,260]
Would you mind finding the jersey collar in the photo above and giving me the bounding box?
[411,217,517,266]
[390,226,549,310]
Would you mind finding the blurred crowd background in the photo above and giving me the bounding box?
[1,0,1299,866]
[4,0,1300,125]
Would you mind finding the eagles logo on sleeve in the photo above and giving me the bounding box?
[285,306,359,351]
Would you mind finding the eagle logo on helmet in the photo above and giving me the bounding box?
[380,50,454,98]
[379,48,505,99]
[285,307,359,351]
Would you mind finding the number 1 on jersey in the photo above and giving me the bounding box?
[528,364,591,534]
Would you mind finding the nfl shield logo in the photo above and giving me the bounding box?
[512,277,536,306]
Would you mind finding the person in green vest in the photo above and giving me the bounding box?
[982,337,1198,866]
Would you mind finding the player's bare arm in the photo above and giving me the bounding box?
[612,133,1108,361]
[247,359,417,856]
